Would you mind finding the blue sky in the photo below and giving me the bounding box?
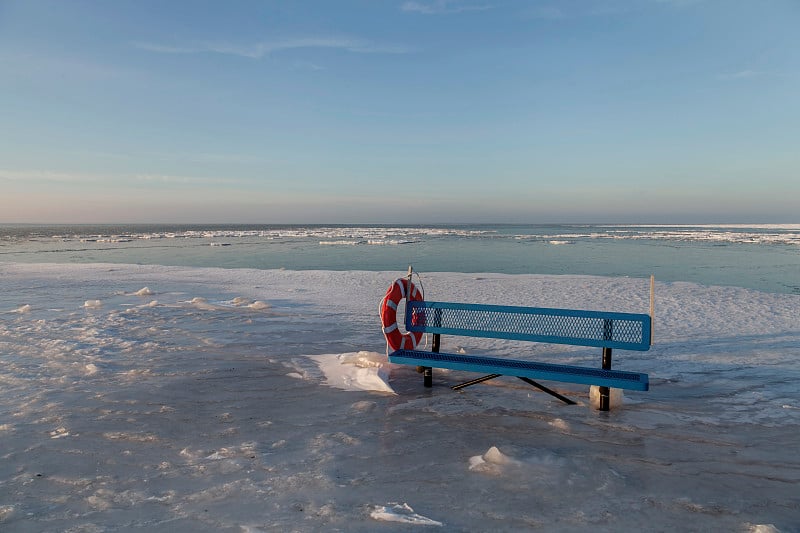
[1,0,798,224]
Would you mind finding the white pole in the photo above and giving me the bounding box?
[649,274,655,345]
[406,265,413,326]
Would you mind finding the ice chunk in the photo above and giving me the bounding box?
[0,505,15,522]
[469,446,519,474]
[370,502,442,526]
[311,351,395,394]
[484,446,513,464]
[189,297,216,310]
[50,427,70,439]
[590,385,624,409]
[747,525,781,533]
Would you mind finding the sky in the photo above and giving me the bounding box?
[1,0,798,224]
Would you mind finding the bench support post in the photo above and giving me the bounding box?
[599,346,612,411]
[518,377,577,405]
[452,373,501,390]
[599,318,614,411]
[451,375,577,405]
[423,333,440,388]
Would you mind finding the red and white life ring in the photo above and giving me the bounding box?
[380,278,424,351]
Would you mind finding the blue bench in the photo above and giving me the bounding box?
[388,300,652,410]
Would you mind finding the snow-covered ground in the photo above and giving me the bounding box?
[1,263,798,531]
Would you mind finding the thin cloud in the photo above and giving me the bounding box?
[130,43,198,55]
[0,169,104,183]
[586,0,702,17]
[719,70,760,80]
[0,169,240,187]
[133,37,413,59]
[400,0,493,15]
[653,0,704,6]
[291,61,326,71]
[525,6,566,20]
[133,174,233,185]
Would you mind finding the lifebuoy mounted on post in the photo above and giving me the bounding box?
[380,277,424,351]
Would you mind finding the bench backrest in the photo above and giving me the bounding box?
[406,300,652,351]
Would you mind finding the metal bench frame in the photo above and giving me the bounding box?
[388,300,652,411]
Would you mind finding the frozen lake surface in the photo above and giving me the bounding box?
[1,263,798,531]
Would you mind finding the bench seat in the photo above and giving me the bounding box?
[389,349,649,391]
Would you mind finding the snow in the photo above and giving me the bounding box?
[370,502,443,526]
[0,262,798,531]
[310,352,395,394]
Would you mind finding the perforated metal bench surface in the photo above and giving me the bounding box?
[405,301,652,351]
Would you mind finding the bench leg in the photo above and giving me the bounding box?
[517,377,577,405]
[424,333,440,388]
[600,346,613,411]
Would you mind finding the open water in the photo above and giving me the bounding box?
[1,223,799,294]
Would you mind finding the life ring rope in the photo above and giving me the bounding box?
[380,276,425,353]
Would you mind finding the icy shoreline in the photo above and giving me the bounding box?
[1,263,798,531]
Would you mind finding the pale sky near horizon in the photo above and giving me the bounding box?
[1,0,798,224]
